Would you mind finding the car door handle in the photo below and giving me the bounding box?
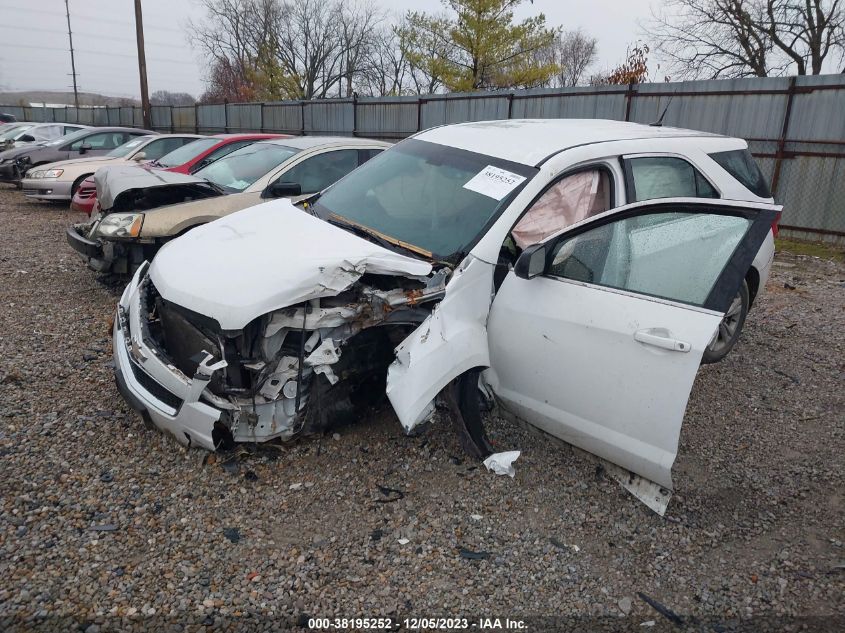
[634,329,691,353]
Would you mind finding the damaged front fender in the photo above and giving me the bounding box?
[387,255,494,431]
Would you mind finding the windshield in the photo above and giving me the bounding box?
[0,124,33,141]
[195,142,301,192]
[313,139,537,259]
[156,137,218,167]
[106,136,152,158]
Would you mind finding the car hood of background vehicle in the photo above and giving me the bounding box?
[96,165,206,210]
[28,156,118,175]
[149,198,433,330]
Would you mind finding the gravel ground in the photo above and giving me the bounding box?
[0,187,843,632]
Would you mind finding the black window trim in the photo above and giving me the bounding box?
[539,201,777,313]
[622,153,722,203]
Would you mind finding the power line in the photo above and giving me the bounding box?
[0,24,188,49]
[1,4,184,34]
[0,42,198,65]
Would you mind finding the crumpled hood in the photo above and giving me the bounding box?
[96,165,206,210]
[149,198,433,330]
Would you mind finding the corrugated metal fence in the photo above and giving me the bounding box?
[4,74,844,241]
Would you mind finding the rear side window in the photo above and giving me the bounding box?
[625,156,719,202]
[709,149,771,198]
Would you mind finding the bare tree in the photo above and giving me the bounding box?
[646,0,775,78]
[763,0,845,74]
[544,29,598,87]
[357,24,414,95]
[646,0,845,78]
[150,90,196,105]
[189,0,279,94]
[335,0,385,97]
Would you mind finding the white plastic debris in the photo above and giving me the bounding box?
[482,451,521,477]
[397,538,409,545]
[640,621,655,627]
[289,483,303,490]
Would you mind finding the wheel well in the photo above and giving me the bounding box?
[72,173,93,194]
[746,267,760,307]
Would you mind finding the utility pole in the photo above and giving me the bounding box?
[64,0,79,108]
[133,0,151,128]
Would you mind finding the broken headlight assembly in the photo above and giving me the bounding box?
[96,213,144,238]
[30,168,64,179]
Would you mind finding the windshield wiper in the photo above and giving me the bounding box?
[324,216,399,252]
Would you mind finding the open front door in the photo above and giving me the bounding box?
[485,200,779,513]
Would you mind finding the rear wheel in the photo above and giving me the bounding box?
[702,280,749,364]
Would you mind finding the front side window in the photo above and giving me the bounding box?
[195,143,301,193]
[709,149,771,198]
[314,139,537,259]
[72,131,130,151]
[275,149,359,194]
[548,211,751,306]
[626,156,718,201]
[512,168,612,249]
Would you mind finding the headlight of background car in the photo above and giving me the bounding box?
[31,168,63,179]
[95,213,144,238]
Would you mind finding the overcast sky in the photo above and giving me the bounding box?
[0,0,655,100]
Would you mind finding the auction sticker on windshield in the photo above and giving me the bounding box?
[463,165,526,200]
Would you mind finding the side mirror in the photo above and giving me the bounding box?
[513,243,547,280]
[132,151,147,162]
[18,134,35,142]
[79,142,93,154]
[262,181,301,199]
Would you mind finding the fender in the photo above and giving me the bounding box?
[387,255,494,430]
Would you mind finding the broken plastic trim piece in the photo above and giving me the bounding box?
[603,461,672,516]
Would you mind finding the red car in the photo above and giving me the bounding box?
[71,133,288,215]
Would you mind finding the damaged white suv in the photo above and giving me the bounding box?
[113,119,780,512]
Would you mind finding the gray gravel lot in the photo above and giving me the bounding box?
[0,187,843,632]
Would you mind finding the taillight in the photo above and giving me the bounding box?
[771,210,782,238]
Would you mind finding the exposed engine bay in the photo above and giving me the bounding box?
[138,268,450,448]
[107,182,221,213]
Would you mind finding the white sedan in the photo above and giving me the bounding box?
[112,119,780,513]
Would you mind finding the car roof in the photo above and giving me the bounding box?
[81,126,156,134]
[210,133,292,140]
[414,118,726,167]
[262,135,389,149]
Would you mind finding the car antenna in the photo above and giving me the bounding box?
[649,88,678,127]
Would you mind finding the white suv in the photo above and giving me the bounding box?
[112,119,780,513]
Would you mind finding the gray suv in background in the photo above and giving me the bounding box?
[0,126,155,185]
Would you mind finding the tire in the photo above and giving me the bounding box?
[448,368,494,460]
[702,279,749,364]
